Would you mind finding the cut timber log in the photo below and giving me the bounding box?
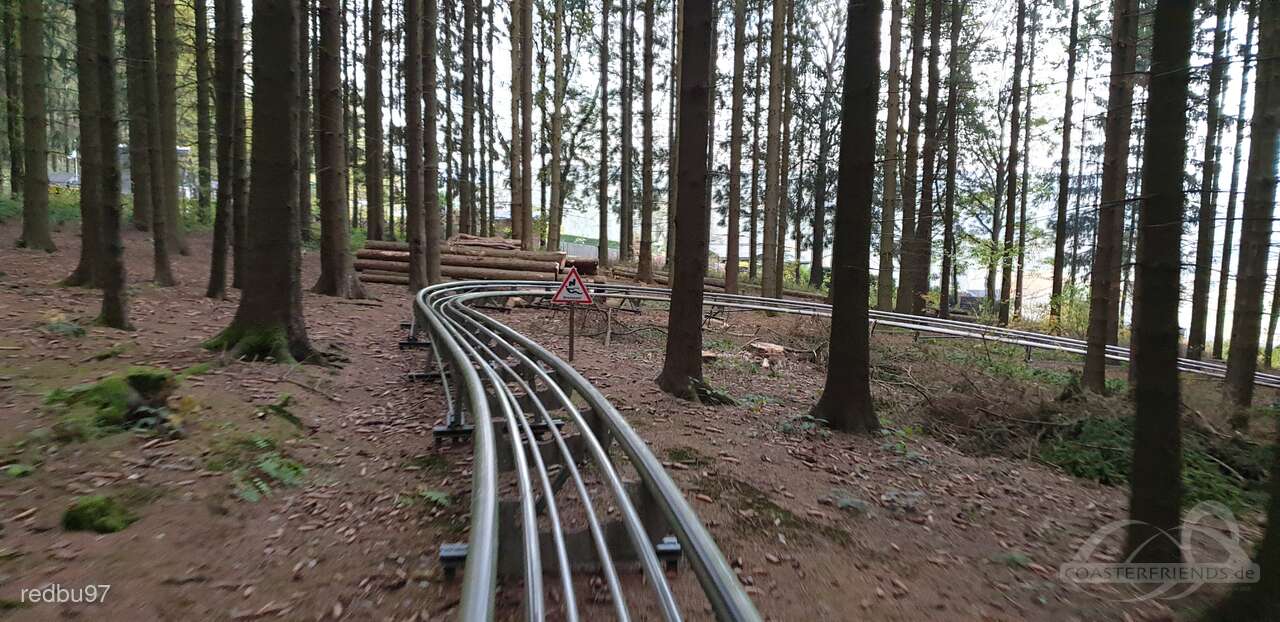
[360,273,410,285]
[566,258,599,275]
[363,239,567,266]
[354,259,560,282]
[355,249,560,273]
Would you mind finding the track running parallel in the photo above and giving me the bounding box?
[411,281,1279,621]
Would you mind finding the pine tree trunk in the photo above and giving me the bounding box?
[547,0,565,252]
[1216,7,1256,361]
[443,8,456,238]
[720,0,744,290]
[2,1,20,201]
[519,0,534,249]
[998,0,1025,325]
[486,0,496,236]
[508,0,520,242]
[231,35,249,289]
[1050,0,1080,318]
[92,0,128,328]
[313,0,366,298]
[666,0,683,273]
[636,0,656,280]
[1014,3,1037,318]
[1082,0,1138,392]
[809,29,839,289]
[156,0,187,256]
[125,0,177,285]
[195,0,213,226]
[1225,0,1280,410]
[893,0,925,313]
[621,0,636,262]
[207,0,239,299]
[939,0,961,318]
[597,0,610,266]
[1187,0,1234,360]
[461,0,475,235]
[17,0,51,251]
[877,0,902,310]
[206,0,315,364]
[405,0,428,290]
[760,0,787,298]
[66,0,102,288]
[300,1,313,242]
[1126,0,1195,565]
[365,0,384,240]
[656,0,714,400]
[747,0,761,282]
[907,0,943,314]
[812,0,881,433]
[424,0,443,283]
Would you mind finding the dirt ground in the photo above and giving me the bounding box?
[0,223,1268,621]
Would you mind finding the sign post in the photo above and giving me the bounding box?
[550,267,593,361]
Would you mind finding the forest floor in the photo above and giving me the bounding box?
[0,222,1273,621]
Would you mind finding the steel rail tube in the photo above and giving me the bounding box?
[452,295,684,622]
[454,321,615,622]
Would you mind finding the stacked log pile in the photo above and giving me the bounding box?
[356,236,569,285]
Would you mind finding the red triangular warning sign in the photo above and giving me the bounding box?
[551,267,593,304]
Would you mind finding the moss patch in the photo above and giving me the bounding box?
[203,324,295,363]
[62,495,137,533]
[44,367,179,441]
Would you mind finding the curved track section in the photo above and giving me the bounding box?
[412,281,1280,621]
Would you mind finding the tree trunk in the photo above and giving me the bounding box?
[998,0,1024,325]
[486,0,496,236]
[745,0,761,282]
[461,0,475,235]
[877,0,902,310]
[405,0,428,290]
[1187,0,1234,360]
[1126,0,1195,565]
[443,6,456,238]
[125,0,177,286]
[207,0,239,298]
[508,0,520,242]
[637,0,656,281]
[1216,7,1256,361]
[1050,0,1080,318]
[1225,0,1280,410]
[907,0,943,314]
[809,40,838,290]
[519,0,533,248]
[364,0,384,240]
[2,1,20,201]
[299,0,313,242]
[760,0,788,299]
[156,0,187,256]
[91,0,127,328]
[772,0,793,300]
[1014,2,1038,318]
[722,0,746,291]
[1081,0,1137,392]
[598,0,610,266]
[65,0,102,288]
[811,0,881,433]
[656,0,714,400]
[424,0,443,283]
[666,0,682,269]
[313,0,367,298]
[195,0,213,227]
[938,0,961,318]
[893,0,925,313]
[231,34,249,289]
[17,0,51,251]
[548,0,565,252]
[206,0,315,363]
[621,0,636,262]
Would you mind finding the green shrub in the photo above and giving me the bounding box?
[62,495,137,533]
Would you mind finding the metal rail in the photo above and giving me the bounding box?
[410,280,1280,621]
